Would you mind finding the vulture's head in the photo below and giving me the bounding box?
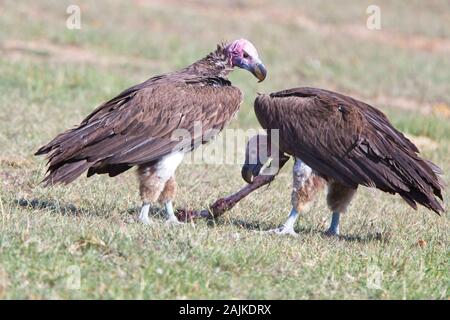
[226,39,267,82]
[241,134,272,183]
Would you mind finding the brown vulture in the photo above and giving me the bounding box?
[242,87,444,236]
[35,39,266,224]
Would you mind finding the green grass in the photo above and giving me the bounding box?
[0,0,449,299]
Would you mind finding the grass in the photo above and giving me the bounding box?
[0,0,449,299]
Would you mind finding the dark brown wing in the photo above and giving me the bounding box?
[255,87,444,213]
[36,79,242,185]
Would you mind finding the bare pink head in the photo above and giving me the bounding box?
[225,39,267,82]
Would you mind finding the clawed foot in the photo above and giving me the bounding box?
[265,226,298,237]
[138,216,183,226]
[138,203,152,225]
[165,217,184,226]
[324,228,339,237]
[138,215,152,225]
[325,212,341,237]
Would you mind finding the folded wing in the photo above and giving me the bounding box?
[36,79,242,185]
[255,87,444,213]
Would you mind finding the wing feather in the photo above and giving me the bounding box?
[255,87,444,213]
[36,79,242,184]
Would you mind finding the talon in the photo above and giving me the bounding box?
[165,217,184,226]
[325,212,340,237]
[138,203,152,225]
[324,228,339,237]
[138,216,152,225]
[266,226,298,237]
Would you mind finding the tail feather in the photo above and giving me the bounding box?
[399,188,444,215]
[42,160,91,186]
[396,155,445,214]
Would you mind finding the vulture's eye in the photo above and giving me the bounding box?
[243,52,249,59]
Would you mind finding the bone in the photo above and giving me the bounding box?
[176,173,277,221]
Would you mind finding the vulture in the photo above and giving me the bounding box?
[242,87,444,236]
[35,39,266,224]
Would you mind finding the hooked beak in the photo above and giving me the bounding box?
[241,134,291,184]
[235,57,267,82]
[241,162,264,184]
[250,62,267,82]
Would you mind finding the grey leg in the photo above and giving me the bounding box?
[326,211,340,236]
[138,202,151,225]
[267,208,299,237]
[164,201,182,225]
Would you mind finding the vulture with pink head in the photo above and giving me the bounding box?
[242,87,444,236]
[35,39,266,224]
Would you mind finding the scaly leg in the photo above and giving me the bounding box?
[138,202,152,225]
[326,180,356,236]
[267,208,299,237]
[159,176,182,225]
[325,211,340,236]
[164,201,183,225]
[138,153,184,225]
[267,158,324,237]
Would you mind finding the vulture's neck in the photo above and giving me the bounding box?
[183,45,233,79]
